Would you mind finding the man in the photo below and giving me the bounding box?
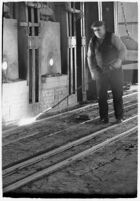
[87,21,126,123]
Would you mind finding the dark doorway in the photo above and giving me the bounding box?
[102,2,114,32]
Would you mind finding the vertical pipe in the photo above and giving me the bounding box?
[31,7,35,103]
[80,2,84,101]
[66,11,70,95]
[29,49,33,103]
[74,48,77,94]
[73,2,77,94]
[35,49,39,102]
[83,2,87,100]
[69,10,73,94]
[98,1,103,21]
[80,2,87,102]
[82,2,87,91]
[37,6,41,102]
[114,2,118,34]
[70,42,73,94]
[69,4,73,95]
[25,4,29,86]
[68,14,71,95]
[32,49,35,103]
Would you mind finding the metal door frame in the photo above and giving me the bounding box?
[25,2,41,103]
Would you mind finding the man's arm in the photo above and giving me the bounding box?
[111,33,127,68]
[87,39,97,79]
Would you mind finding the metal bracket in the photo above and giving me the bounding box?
[28,36,40,49]
[81,36,86,47]
[19,22,40,36]
[68,36,76,48]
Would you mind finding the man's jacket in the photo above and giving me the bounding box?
[87,31,126,75]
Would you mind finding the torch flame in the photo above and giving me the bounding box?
[18,107,52,126]
[18,117,36,126]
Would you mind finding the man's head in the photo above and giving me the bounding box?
[91,21,106,39]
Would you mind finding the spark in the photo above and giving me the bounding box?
[18,117,36,126]
[18,107,52,126]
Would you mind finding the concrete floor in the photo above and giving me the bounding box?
[3,85,138,198]
[8,131,138,198]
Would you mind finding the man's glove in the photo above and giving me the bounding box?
[109,59,122,70]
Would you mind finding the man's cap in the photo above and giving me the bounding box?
[91,21,105,29]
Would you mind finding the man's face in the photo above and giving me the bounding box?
[93,25,106,39]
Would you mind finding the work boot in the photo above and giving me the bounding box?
[116,118,123,124]
[100,117,109,124]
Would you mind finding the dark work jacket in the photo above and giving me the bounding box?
[90,32,119,70]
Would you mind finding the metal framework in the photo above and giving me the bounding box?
[66,2,77,95]
[80,2,87,102]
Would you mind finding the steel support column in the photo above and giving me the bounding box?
[80,2,87,102]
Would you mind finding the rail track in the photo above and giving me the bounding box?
[3,113,137,193]
[3,92,138,146]
[3,89,138,194]
[2,99,137,168]
[2,91,137,137]
[3,101,137,147]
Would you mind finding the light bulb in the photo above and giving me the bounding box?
[49,58,54,66]
[2,61,8,70]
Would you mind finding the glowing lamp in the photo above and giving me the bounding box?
[2,61,8,70]
[49,58,54,66]
[2,60,8,82]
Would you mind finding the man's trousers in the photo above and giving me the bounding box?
[95,68,123,120]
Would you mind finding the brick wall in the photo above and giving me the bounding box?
[2,81,30,125]
[40,75,77,113]
[2,75,78,125]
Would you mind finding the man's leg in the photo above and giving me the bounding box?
[109,69,124,121]
[95,72,109,121]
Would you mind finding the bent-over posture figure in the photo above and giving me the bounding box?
[87,21,126,123]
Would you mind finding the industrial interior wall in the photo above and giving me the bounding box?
[116,2,138,83]
[2,76,77,125]
[38,20,77,116]
[2,17,30,125]
[40,21,61,76]
[40,75,77,115]
[2,81,30,125]
[117,2,138,61]
[2,18,28,125]
[117,2,138,42]
[3,18,19,80]
[2,19,77,125]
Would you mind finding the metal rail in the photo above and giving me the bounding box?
[81,102,137,124]
[3,91,137,136]
[3,123,137,193]
[3,114,137,177]
[2,91,138,137]
[39,101,138,137]
[3,101,137,146]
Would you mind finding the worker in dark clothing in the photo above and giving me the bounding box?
[87,21,126,123]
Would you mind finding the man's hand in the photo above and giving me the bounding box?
[110,59,122,69]
[91,72,95,80]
